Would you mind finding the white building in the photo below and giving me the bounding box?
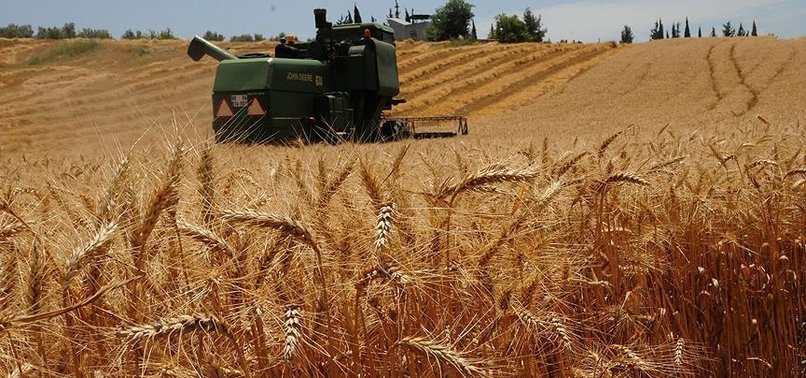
[387,16,431,41]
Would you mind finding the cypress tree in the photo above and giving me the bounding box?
[751,20,758,36]
[711,27,716,37]
[737,23,745,37]
[620,25,634,44]
[471,20,477,40]
[698,26,702,38]
[659,19,665,39]
[722,21,735,37]
[489,24,494,39]
[353,5,362,23]
[405,8,410,22]
[684,17,691,37]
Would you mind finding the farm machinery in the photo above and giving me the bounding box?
[188,8,468,143]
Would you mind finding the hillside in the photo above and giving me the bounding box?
[0,38,618,153]
[0,37,805,154]
[478,36,806,143]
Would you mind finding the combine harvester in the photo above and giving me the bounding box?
[188,8,468,143]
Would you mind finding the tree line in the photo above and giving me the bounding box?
[620,18,760,44]
[0,23,112,39]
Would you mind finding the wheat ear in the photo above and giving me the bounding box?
[436,165,539,202]
[604,172,650,187]
[784,167,806,178]
[177,220,234,257]
[0,221,22,242]
[64,220,118,283]
[282,305,302,362]
[396,336,489,377]
[374,203,396,251]
[119,314,226,339]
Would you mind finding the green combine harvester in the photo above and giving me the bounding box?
[188,8,468,143]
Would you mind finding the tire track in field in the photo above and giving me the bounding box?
[453,45,615,116]
[468,45,618,117]
[399,47,489,85]
[705,42,722,110]
[399,44,541,97]
[728,43,759,115]
[395,44,585,116]
[397,45,461,71]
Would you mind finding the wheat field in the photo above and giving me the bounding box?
[0,36,805,377]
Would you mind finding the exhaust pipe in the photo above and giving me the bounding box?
[187,35,237,62]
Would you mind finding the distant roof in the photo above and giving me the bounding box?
[332,22,394,34]
[410,15,430,21]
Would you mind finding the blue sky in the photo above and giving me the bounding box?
[2,0,804,42]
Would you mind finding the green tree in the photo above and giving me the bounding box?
[203,31,225,41]
[620,25,634,44]
[684,17,691,37]
[353,5,363,23]
[63,22,76,38]
[77,28,112,39]
[230,34,254,42]
[471,20,477,40]
[523,8,546,42]
[427,0,475,41]
[0,24,34,38]
[36,26,65,39]
[650,19,664,40]
[722,21,735,37]
[736,23,746,37]
[751,20,758,36]
[671,22,681,38]
[492,13,528,43]
[698,26,702,38]
[711,27,716,37]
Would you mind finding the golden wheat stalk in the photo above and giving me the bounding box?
[221,209,317,251]
[612,344,649,371]
[177,220,234,257]
[1,278,135,333]
[553,151,589,177]
[436,165,539,201]
[374,203,396,251]
[6,363,34,378]
[282,305,302,362]
[64,220,118,282]
[747,159,779,170]
[512,304,574,352]
[598,130,623,157]
[198,143,216,225]
[119,314,226,339]
[784,167,806,178]
[674,338,685,369]
[604,172,650,187]
[397,336,489,376]
[648,156,686,172]
[0,221,22,242]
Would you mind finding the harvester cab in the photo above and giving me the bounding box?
[187,8,468,144]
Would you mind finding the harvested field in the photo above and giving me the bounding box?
[0,36,805,376]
